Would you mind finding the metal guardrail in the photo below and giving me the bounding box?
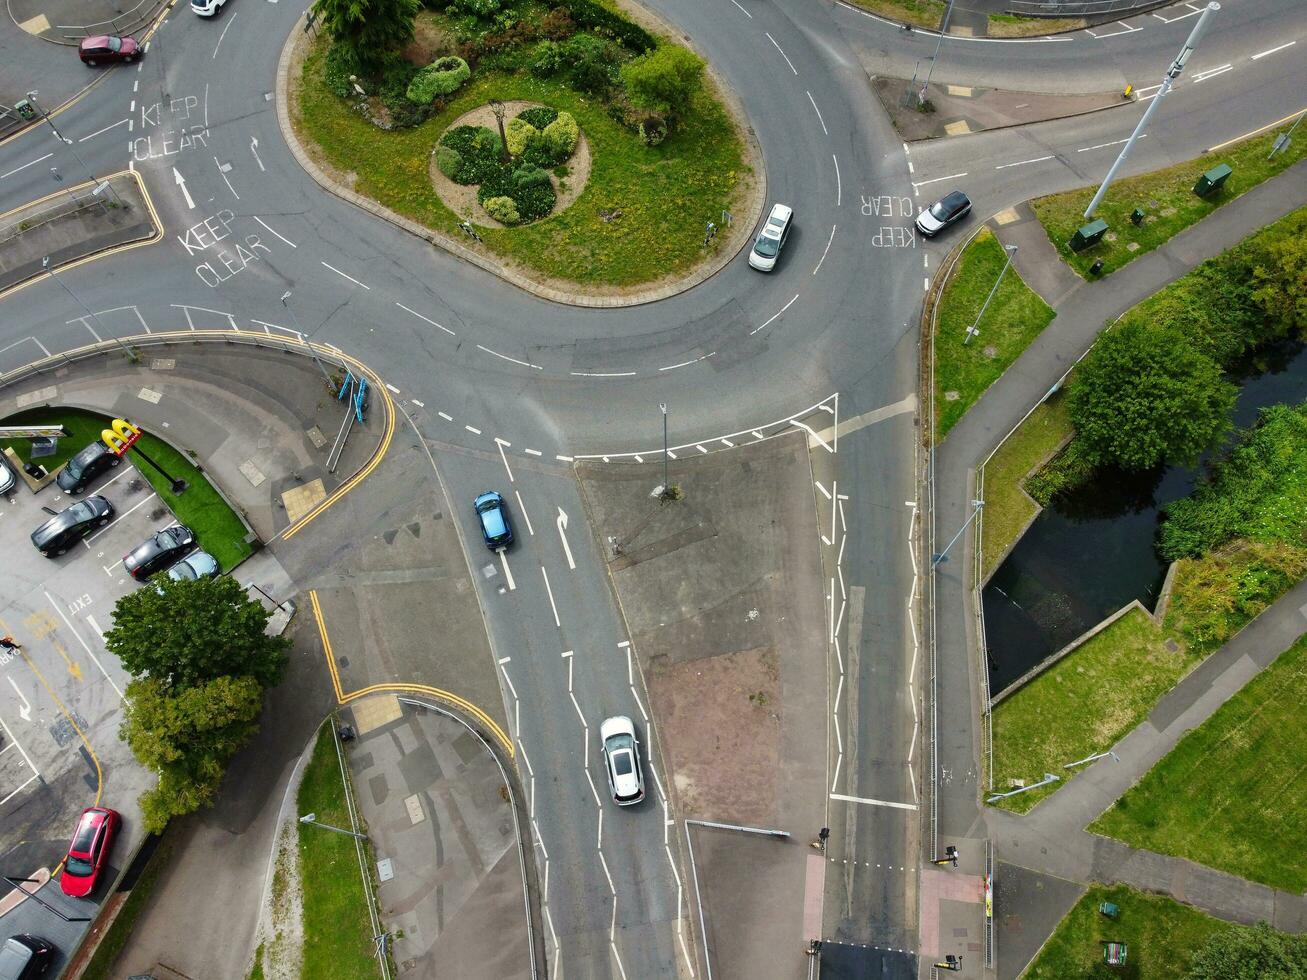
[1005,0,1172,16]
[984,840,995,968]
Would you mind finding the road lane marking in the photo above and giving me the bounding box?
[729,0,752,16]
[764,32,798,75]
[212,11,237,58]
[1209,106,1307,150]
[750,293,799,335]
[1251,40,1295,60]
[813,224,836,276]
[494,437,515,482]
[395,302,455,335]
[253,216,296,247]
[78,118,129,142]
[1191,63,1233,83]
[829,792,917,810]
[477,343,541,369]
[833,153,841,206]
[498,549,516,590]
[555,507,575,569]
[1076,135,1143,152]
[321,261,369,288]
[911,171,967,190]
[540,566,560,625]
[0,152,53,180]
[995,154,1055,170]
[806,91,828,135]
[514,490,534,535]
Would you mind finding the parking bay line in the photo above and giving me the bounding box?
[85,490,158,545]
[0,713,40,781]
[44,592,125,701]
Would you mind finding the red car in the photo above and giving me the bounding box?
[59,806,121,898]
[78,35,139,66]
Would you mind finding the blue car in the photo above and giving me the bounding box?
[474,491,513,550]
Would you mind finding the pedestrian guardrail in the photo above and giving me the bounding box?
[1005,0,1173,16]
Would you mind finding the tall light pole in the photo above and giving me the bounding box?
[42,256,134,360]
[1083,2,1220,219]
[918,0,956,107]
[964,244,1017,346]
[281,290,336,391]
[26,91,121,207]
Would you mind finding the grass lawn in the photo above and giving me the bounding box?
[1030,129,1307,279]
[935,228,1056,440]
[0,408,253,570]
[1090,632,1307,893]
[1022,884,1243,980]
[298,722,387,980]
[979,390,1072,579]
[296,44,747,288]
[990,607,1195,814]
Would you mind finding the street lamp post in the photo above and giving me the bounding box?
[1064,749,1120,770]
[299,813,367,840]
[964,244,1017,346]
[1083,2,1220,219]
[918,0,956,107]
[1269,110,1305,159]
[26,91,122,207]
[986,772,1059,803]
[660,402,669,496]
[42,256,134,360]
[932,498,983,567]
[281,291,337,391]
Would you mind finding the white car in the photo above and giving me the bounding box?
[748,202,793,272]
[191,0,227,16]
[600,716,645,806]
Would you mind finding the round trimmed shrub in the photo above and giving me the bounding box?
[483,195,521,224]
[505,117,536,157]
[407,56,471,104]
[516,106,559,130]
[542,111,579,155]
[435,145,463,180]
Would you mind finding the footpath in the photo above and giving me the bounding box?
[928,158,1307,978]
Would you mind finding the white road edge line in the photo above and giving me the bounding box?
[395,302,456,335]
[321,261,370,289]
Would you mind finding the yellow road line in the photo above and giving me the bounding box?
[308,590,513,757]
[1208,106,1307,151]
[17,651,103,808]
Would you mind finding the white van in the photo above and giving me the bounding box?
[748,203,793,272]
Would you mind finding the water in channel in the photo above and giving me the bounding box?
[983,338,1307,696]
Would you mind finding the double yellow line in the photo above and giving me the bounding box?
[308,591,512,757]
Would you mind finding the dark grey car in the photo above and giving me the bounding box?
[30,496,114,557]
[56,441,120,493]
[123,525,196,580]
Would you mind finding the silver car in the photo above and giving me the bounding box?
[748,203,793,272]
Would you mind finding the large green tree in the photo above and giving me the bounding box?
[122,675,265,832]
[620,45,705,120]
[1187,922,1307,980]
[1251,230,1307,331]
[105,576,288,691]
[312,0,420,72]
[1068,320,1235,472]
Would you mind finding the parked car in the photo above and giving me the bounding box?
[0,455,14,496]
[600,715,645,806]
[0,935,55,980]
[474,491,513,550]
[748,203,793,272]
[56,440,119,494]
[123,525,196,580]
[30,496,113,557]
[166,549,219,581]
[78,35,139,66]
[191,0,228,14]
[58,806,121,898]
[915,190,972,238]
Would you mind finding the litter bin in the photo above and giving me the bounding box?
[1193,163,1232,198]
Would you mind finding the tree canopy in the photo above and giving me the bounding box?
[312,0,420,71]
[620,45,705,119]
[105,575,289,692]
[1068,320,1235,472]
[1187,922,1307,980]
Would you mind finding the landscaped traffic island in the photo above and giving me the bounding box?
[293,0,752,291]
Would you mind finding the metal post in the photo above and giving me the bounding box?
[1064,749,1120,770]
[660,402,669,494]
[299,813,368,840]
[27,91,122,206]
[918,0,956,105]
[986,772,1058,803]
[1084,2,1220,218]
[932,499,983,567]
[42,257,134,359]
[1268,109,1305,159]
[964,244,1017,345]
[281,291,336,391]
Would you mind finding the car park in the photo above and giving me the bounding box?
[915,190,972,238]
[190,0,228,14]
[600,716,645,806]
[0,935,55,980]
[56,441,119,494]
[123,525,196,580]
[474,491,513,550]
[748,203,793,272]
[58,806,121,898]
[30,497,113,557]
[77,35,138,66]
[166,549,219,581]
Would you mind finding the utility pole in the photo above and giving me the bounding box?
[281,290,336,391]
[964,244,1017,345]
[42,257,134,360]
[1084,2,1220,219]
[918,0,956,107]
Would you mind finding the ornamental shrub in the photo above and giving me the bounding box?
[530,39,564,76]
[435,145,463,180]
[447,0,499,16]
[483,195,521,224]
[407,56,471,103]
[621,44,706,119]
[517,105,559,129]
[542,111,579,154]
[439,125,505,184]
[562,33,617,94]
[505,117,536,157]
[563,0,655,53]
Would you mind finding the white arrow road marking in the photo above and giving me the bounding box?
[7,678,31,722]
[556,507,576,570]
[173,166,194,209]
[250,136,265,171]
[498,548,516,591]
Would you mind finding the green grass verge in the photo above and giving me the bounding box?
[79,834,177,980]
[0,407,253,571]
[840,0,945,29]
[298,722,386,980]
[1022,883,1244,979]
[990,607,1195,814]
[1030,129,1307,279]
[979,390,1072,579]
[1090,632,1307,893]
[296,44,747,288]
[935,228,1056,440]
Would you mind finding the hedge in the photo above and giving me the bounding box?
[407,56,472,104]
[562,0,656,53]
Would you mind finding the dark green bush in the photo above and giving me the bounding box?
[562,0,656,53]
[561,33,618,94]
[435,145,463,180]
[439,125,506,184]
[529,39,564,76]
[476,163,556,222]
[517,105,559,129]
[323,43,362,98]
[448,0,500,15]
[407,56,471,103]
